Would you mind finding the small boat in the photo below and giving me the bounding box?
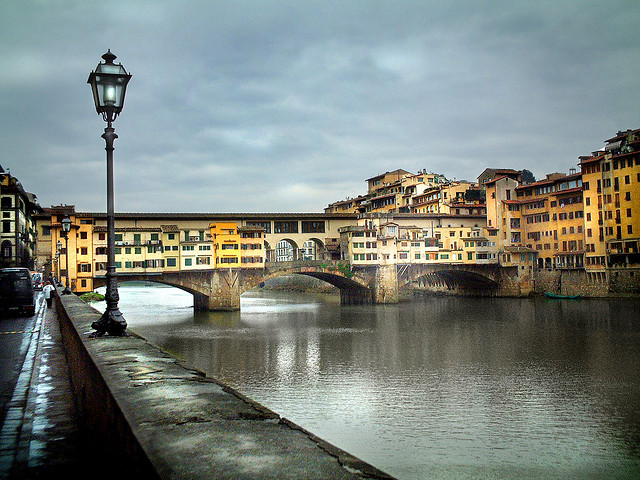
[544,292,581,300]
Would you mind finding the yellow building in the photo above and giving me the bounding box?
[75,215,95,291]
[210,222,242,267]
[161,225,181,271]
[484,175,519,251]
[238,225,265,267]
[48,207,78,290]
[513,171,584,269]
[581,129,640,272]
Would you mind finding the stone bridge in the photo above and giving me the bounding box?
[398,263,533,296]
[93,260,399,311]
[94,261,531,311]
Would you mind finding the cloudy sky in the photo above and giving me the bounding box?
[2,1,639,213]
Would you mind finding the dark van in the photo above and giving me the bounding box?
[0,268,36,316]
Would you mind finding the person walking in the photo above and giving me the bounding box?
[43,281,55,308]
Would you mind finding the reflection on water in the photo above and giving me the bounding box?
[106,283,640,479]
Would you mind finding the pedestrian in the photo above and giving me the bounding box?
[43,281,55,308]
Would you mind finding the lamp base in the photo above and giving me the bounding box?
[91,308,127,337]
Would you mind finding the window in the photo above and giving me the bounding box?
[301,221,325,233]
[80,247,88,255]
[125,247,131,254]
[168,233,175,240]
[167,258,177,267]
[135,247,142,254]
[246,221,271,234]
[184,258,192,266]
[628,225,633,234]
[80,231,88,239]
[42,226,51,236]
[221,244,238,250]
[115,234,123,242]
[151,233,159,241]
[274,221,298,234]
[99,233,105,240]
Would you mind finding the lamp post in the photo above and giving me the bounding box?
[87,50,131,336]
[56,240,62,286]
[61,216,72,294]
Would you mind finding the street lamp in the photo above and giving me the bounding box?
[87,50,131,336]
[56,240,62,285]
[61,216,72,294]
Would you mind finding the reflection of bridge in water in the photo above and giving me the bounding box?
[94,260,521,311]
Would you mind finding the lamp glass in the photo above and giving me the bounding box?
[87,51,131,118]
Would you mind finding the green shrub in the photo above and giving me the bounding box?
[80,292,105,303]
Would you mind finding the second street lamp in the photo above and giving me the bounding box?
[61,216,72,294]
[56,240,62,286]
[87,50,131,336]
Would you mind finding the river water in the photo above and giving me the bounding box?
[97,282,640,479]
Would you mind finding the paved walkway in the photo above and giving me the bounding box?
[0,298,88,479]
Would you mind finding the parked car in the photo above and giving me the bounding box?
[0,268,36,316]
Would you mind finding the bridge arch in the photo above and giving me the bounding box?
[400,264,500,295]
[93,276,207,300]
[261,264,374,305]
[301,237,330,261]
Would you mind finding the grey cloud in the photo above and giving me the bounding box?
[1,0,639,212]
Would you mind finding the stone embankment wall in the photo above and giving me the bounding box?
[609,267,640,295]
[55,293,394,480]
[535,268,639,297]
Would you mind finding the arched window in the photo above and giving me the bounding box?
[1,240,12,259]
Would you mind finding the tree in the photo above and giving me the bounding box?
[520,169,536,184]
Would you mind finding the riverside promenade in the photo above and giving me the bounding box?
[0,291,394,479]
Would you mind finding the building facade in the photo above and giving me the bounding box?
[1,165,41,269]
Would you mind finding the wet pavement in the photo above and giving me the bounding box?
[0,295,89,478]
